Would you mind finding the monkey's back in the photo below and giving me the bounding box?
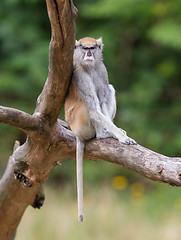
[65,81,95,140]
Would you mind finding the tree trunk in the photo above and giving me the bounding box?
[0,0,181,239]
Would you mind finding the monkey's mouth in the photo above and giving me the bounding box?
[84,55,94,62]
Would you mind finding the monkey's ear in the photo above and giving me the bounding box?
[74,40,77,49]
[75,40,80,48]
[96,37,104,50]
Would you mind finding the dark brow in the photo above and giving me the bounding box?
[82,45,97,50]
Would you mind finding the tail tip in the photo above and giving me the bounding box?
[79,214,84,222]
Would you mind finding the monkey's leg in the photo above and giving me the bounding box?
[76,137,85,222]
[95,88,128,140]
[90,111,136,144]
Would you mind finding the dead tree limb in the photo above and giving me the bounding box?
[0,0,77,239]
[0,0,181,239]
[51,124,181,187]
[34,0,77,124]
[0,106,39,134]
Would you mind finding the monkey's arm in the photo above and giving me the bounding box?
[74,72,102,112]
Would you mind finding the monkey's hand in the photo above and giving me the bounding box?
[121,136,137,145]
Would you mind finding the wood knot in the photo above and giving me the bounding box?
[178,172,181,179]
[157,165,164,174]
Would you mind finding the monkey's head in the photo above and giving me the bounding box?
[74,37,103,67]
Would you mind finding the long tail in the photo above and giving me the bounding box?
[76,137,85,222]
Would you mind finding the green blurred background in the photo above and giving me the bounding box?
[1,0,181,239]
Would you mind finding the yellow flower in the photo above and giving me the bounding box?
[112,176,128,190]
[131,183,144,196]
[130,182,145,205]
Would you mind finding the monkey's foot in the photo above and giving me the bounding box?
[96,128,115,139]
[119,128,127,136]
[120,136,137,145]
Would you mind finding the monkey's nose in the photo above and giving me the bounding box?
[87,50,92,57]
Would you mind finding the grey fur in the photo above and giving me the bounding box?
[73,42,136,143]
[73,38,137,221]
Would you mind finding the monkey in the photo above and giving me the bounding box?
[64,37,137,222]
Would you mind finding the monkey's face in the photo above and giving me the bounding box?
[74,37,103,67]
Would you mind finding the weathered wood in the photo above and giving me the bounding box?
[0,0,76,239]
[0,0,181,239]
[0,106,39,136]
[34,0,77,125]
[53,123,181,187]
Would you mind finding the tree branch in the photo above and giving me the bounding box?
[0,1,77,238]
[86,139,181,186]
[53,124,181,187]
[0,0,181,238]
[0,106,39,135]
[34,0,77,125]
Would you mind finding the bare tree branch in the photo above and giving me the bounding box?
[53,124,181,187]
[0,0,181,239]
[34,0,77,125]
[0,106,39,135]
[85,138,181,187]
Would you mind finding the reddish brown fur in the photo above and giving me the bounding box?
[76,37,101,47]
[65,82,92,138]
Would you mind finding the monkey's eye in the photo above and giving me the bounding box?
[82,46,96,50]
[82,47,90,50]
[89,46,96,50]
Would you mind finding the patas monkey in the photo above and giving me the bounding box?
[65,37,136,222]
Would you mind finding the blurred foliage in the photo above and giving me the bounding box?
[0,0,181,186]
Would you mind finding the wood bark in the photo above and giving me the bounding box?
[0,0,181,239]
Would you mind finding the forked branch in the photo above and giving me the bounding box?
[34,0,77,124]
[0,0,76,239]
[0,0,181,239]
[0,106,39,135]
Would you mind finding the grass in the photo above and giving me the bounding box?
[15,182,181,240]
